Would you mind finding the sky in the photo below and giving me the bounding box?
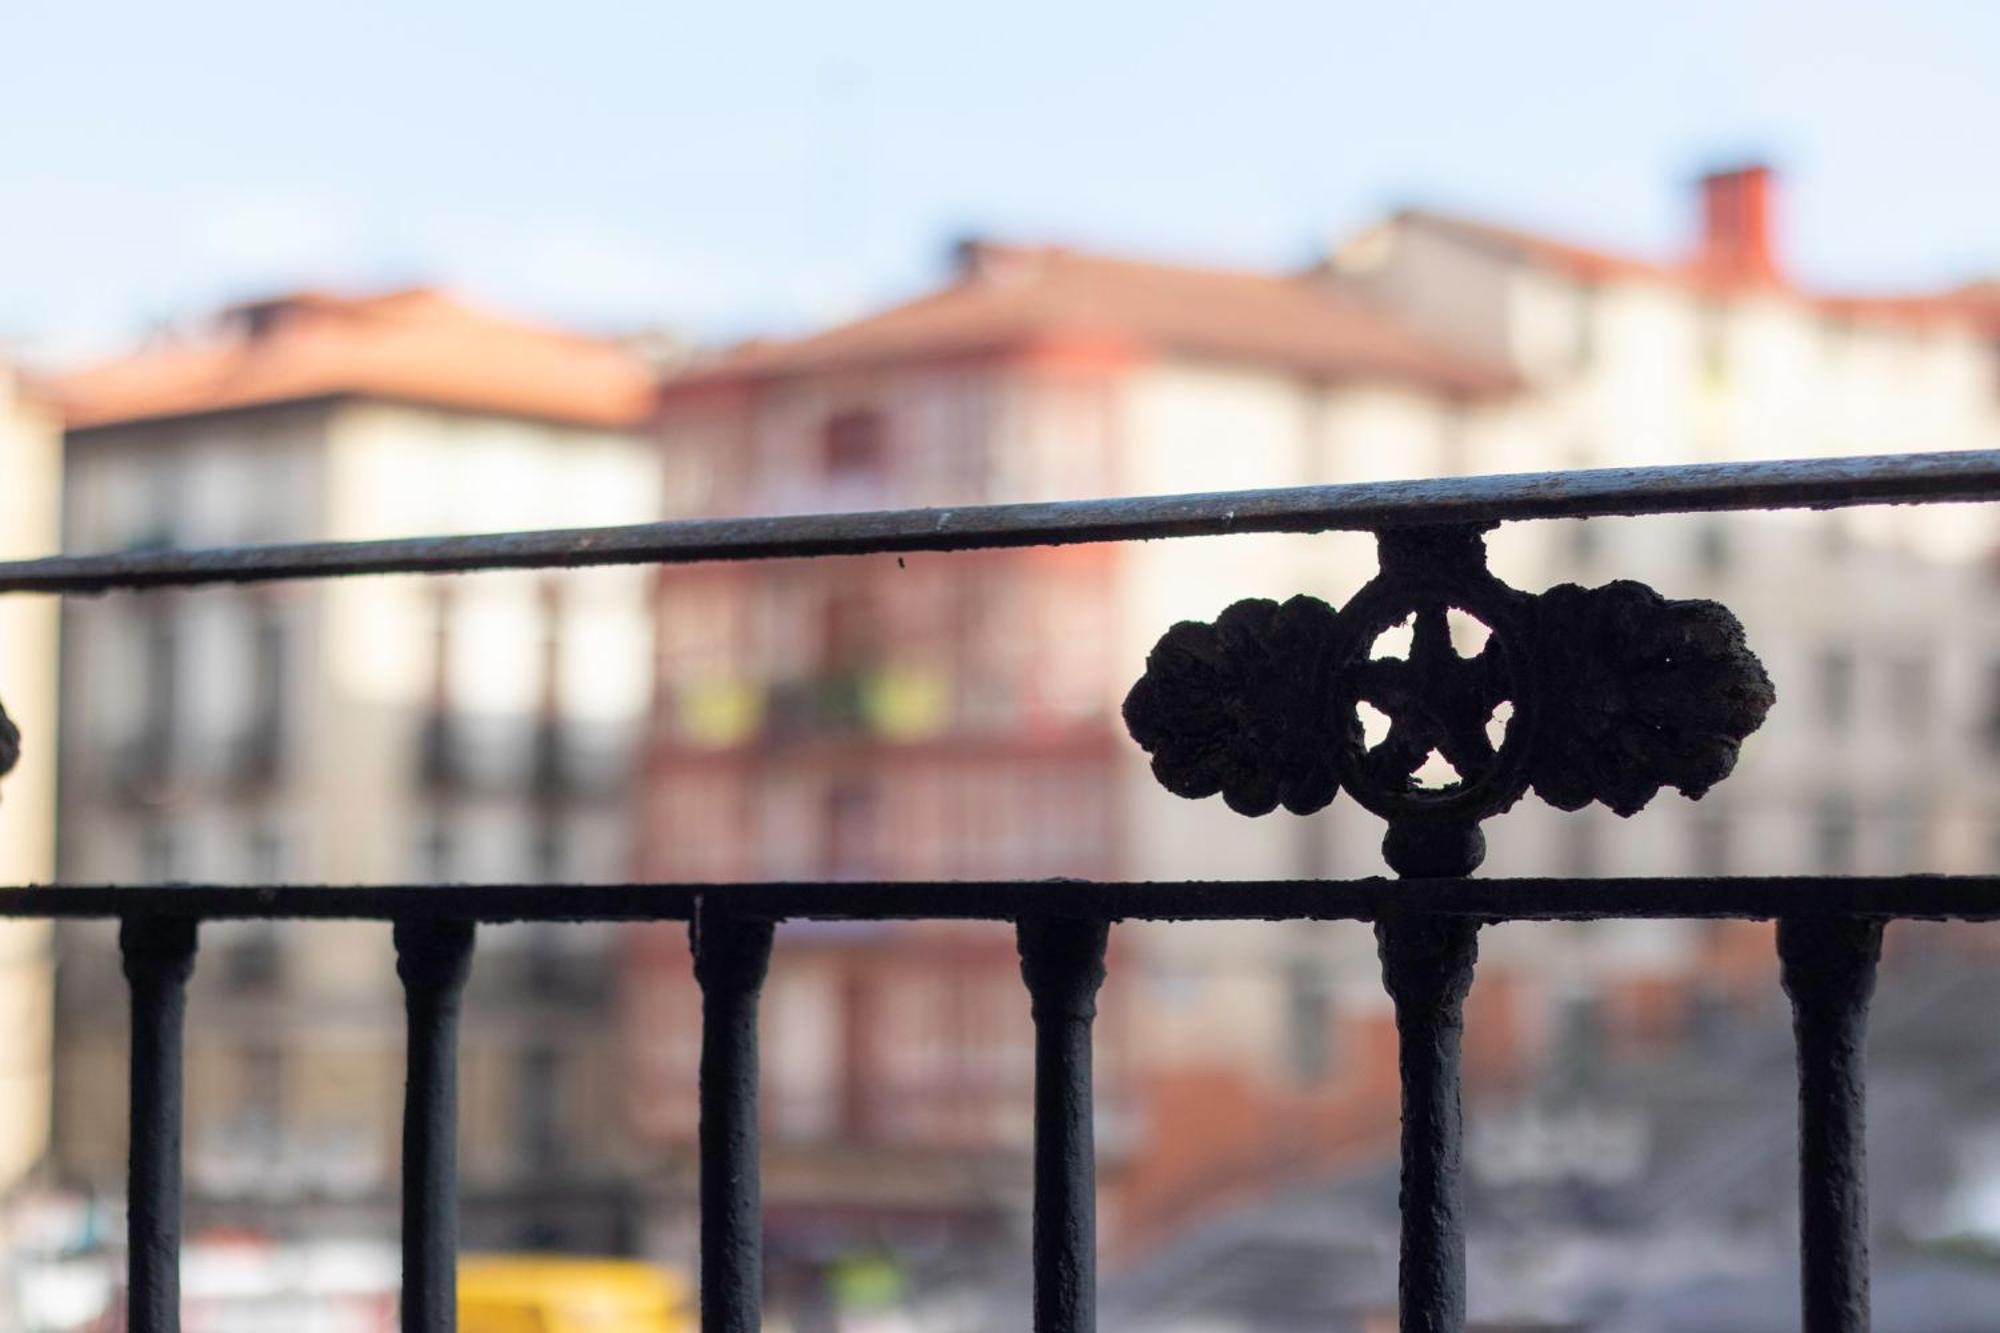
[3,0,1996,364]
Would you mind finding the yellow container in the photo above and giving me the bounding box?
[458,1255,695,1333]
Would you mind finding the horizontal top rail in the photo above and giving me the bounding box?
[4,449,1998,594]
[6,876,2000,921]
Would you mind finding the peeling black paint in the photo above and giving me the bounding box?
[1,449,1995,594]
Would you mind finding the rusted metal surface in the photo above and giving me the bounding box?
[9,876,2000,922]
[395,920,475,1333]
[121,917,198,1333]
[1779,915,1884,1333]
[1121,516,1776,1328]
[692,907,775,1333]
[1018,916,1111,1333]
[14,447,1996,1333]
[1378,912,1479,1333]
[1124,524,1773,874]
[0,697,17,779]
[1,449,1996,594]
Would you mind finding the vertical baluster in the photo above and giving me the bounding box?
[1778,914,1883,1333]
[693,906,774,1333]
[395,919,475,1333]
[1377,818,1482,1333]
[1017,915,1110,1333]
[122,917,198,1333]
[1376,904,1479,1333]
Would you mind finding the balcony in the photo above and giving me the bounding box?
[3,448,1999,1333]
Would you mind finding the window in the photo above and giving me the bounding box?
[1818,648,1854,731]
[530,819,564,883]
[824,409,886,480]
[1885,800,1926,870]
[1815,795,1856,875]
[1886,655,1934,731]
[1553,993,1606,1083]
[238,599,289,780]
[821,583,882,674]
[1985,663,2000,753]
[1695,518,1732,579]
[247,822,286,883]
[1561,815,1602,879]
[225,922,282,990]
[136,601,179,781]
[823,778,882,880]
[234,1045,284,1144]
[1568,520,1601,572]
[139,819,180,883]
[1284,955,1332,1086]
[529,578,567,798]
[1690,810,1732,878]
[515,1047,563,1173]
[524,923,567,996]
[420,815,456,882]
[800,582,886,734]
[418,586,461,790]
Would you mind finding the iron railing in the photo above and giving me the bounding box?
[4,448,2000,1333]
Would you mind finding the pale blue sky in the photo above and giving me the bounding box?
[3,0,1995,362]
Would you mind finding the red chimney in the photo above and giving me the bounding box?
[1696,164,1781,286]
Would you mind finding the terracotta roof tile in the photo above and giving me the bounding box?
[1400,209,1991,334]
[55,288,657,432]
[1819,282,2000,337]
[672,243,1514,398]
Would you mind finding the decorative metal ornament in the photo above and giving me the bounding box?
[1123,525,1775,876]
[0,698,18,783]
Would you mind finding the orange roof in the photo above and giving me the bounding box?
[1399,209,1991,334]
[672,242,1513,398]
[1819,281,2000,337]
[56,288,657,432]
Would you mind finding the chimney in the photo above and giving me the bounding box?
[951,236,1043,285]
[1696,163,1781,286]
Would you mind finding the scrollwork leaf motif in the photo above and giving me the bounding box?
[1122,594,1349,816]
[0,699,18,783]
[1525,580,1775,817]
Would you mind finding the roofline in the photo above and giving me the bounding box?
[662,326,1513,404]
[64,389,655,440]
[1391,209,1987,334]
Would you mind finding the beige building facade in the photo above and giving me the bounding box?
[49,290,664,1249]
[0,362,60,1197]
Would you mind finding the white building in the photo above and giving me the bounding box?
[1326,165,2000,1012]
[49,288,663,1249]
[0,361,61,1197]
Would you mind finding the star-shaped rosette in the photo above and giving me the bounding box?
[1123,526,1774,873]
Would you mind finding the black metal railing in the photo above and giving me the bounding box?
[5,448,2000,1333]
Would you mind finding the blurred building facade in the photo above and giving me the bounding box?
[1330,163,2000,1018]
[632,163,2000,1262]
[13,160,1999,1316]
[630,238,1524,1265]
[47,289,662,1249]
[0,363,61,1196]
